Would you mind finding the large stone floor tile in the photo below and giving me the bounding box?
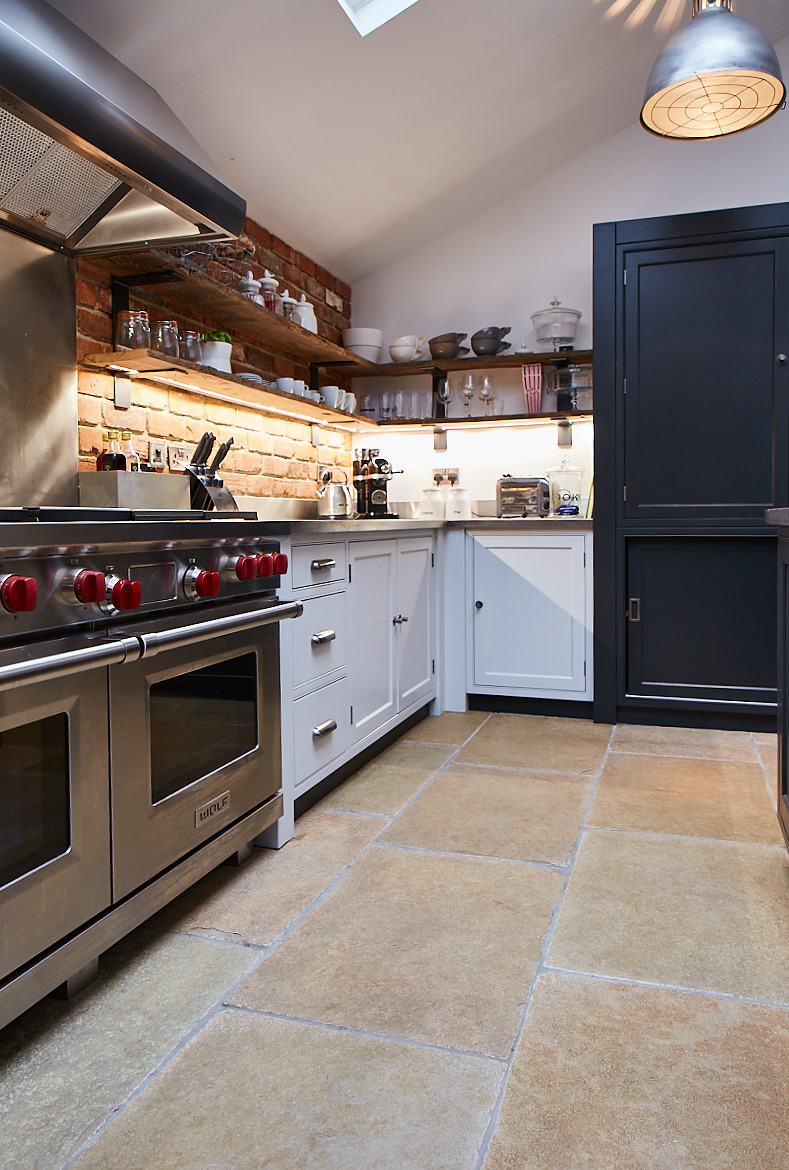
[229,845,562,1057]
[483,972,789,1170]
[317,740,455,815]
[150,808,385,945]
[588,752,782,844]
[757,740,778,777]
[402,711,489,745]
[611,723,758,762]
[73,1011,503,1170]
[381,764,592,865]
[455,715,611,775]
[0,930,256,1170]
[754,731,778,745]
[547,831,789,1001]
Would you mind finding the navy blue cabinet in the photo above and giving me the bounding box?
[594,203,788,728]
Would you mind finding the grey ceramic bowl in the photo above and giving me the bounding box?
[431,331,467,344]
[471,336,505,356]
[471,326,511,341]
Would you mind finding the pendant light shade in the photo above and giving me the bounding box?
[641,0,785,139]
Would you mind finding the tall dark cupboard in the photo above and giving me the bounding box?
[594,202,789,729]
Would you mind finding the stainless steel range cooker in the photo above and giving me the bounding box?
[0,507,301,1029]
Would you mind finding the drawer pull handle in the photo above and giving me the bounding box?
[392,614,409,625]
[311,629,336,645]
[311,559,336,571]
[313,719,338,739]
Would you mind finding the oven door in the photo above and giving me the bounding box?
[0,653,111,982]
[109,605,282,901]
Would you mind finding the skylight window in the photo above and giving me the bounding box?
[334,0,421,36]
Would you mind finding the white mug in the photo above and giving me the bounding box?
[322,385,345,409]
[345,392,357,414]
[276,377,294,394]
[292,379,307,396]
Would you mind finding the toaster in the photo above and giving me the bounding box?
[496,475,550,518]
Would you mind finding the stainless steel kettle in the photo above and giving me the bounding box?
[316,468,353,518]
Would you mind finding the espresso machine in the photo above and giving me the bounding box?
[353,449,402,518]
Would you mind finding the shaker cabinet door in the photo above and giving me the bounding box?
[472,533,588,694]
[624,536,777,707]
[348,540,397,744]
[396,536,434,710]
[622,237,789,521]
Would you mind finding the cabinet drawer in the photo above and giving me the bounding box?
[293,591,346,688]
[291,543,347,589]
[293,677,348,787]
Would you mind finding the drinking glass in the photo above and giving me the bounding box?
[460,374,475,417]
[435,376,453,417]
[479,376,495,416]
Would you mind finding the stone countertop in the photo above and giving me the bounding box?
[766,509,789,527]
[240,516,592,535]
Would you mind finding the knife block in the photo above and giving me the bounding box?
[184,467,239,512]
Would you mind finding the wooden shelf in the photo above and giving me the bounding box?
[336,349,593,378]
[82,349,379,430]
[378,410,593,427]
[100,247,379,374]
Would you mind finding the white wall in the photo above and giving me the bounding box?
[352,35,789,353]
[367,418,594,514]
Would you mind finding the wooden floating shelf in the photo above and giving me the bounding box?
[336,350,593,378]
[378,410,593,427]
[82,349,379,431]
[100,247,379,374]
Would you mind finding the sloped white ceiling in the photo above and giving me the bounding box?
[48,0,789,281]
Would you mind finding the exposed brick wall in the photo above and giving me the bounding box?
[76,217,354,497]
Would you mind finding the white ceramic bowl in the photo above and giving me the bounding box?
[344,343,382,362]
[389,345,418,363]
[343,327,383,348]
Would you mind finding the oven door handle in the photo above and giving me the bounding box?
[136,599,303,658]
[0,635,144,691]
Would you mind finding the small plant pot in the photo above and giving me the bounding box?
[200,340,232,373]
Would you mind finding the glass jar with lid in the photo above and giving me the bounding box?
[180,330,203,363]
[260,270,283,315]
[115,310,150,350]
[151,320,180,358]
[548,456,583,516]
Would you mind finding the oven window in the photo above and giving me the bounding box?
[0,713,70,889]
[150,653,258,804]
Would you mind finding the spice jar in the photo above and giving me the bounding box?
[260,270,283,315]
[151,320,179,358]
[281,288,298,321]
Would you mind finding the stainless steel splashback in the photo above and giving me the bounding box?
[0,231,77,506]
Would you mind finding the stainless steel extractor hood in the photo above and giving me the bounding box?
[0,0,246,256]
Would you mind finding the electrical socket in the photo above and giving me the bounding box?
[148,441,167,469]
[433,467,459,485]
[167,443,191,470]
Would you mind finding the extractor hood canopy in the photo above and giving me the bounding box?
[0,0,246,256]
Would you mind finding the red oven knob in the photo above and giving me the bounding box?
[256,553,274,578]
[73,570,106,604]
[227,555,257,581]
[273,553,288,575]
[0,574,37,613]
[111,578,142,611]
[195,570,220,598]
[183,566,220,600]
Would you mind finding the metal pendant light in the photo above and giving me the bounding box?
[641,0,785,139]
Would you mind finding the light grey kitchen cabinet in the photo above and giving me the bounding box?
[348,533,435,746]
[468,530,592,700]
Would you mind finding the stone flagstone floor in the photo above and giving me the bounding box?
[1,714,788,1169]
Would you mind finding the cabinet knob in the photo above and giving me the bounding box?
[778,354,787,364]
[475,600,483,610]
[313,719,338,739]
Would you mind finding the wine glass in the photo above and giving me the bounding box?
[435,376,453,417]
[479,375,495,416]
[460,374,475,417]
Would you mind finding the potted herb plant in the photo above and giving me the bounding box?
[201,329,233,374]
